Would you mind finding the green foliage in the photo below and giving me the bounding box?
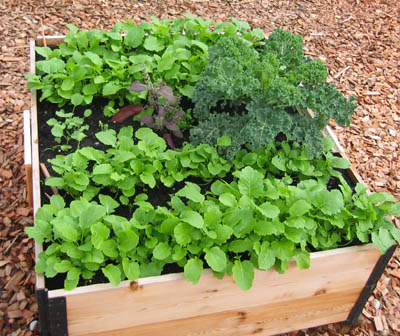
[47,109,92,150]
[190,30,357,160]
[26,138,400,291]
[26,16,266,113]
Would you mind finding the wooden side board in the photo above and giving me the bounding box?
[45,245,380,336]
[30,35,386,336]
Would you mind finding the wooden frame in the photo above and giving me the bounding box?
[27,35,391,336]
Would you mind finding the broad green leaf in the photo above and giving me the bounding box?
[236,166,264,198]
[103,82,121,96]
[313,190,344,215]
[153,242,171,260]
[53,219,79,242]
[122,258,140,280]
[271,239,295,261]
[204,246,226,272]
[330,157,351,169]
[102,264,121,286]
[232,260,254,291]
[95,129,116,146]
[143,36,164,51]
[50,194,65,210]
[61,78,74,91]
[79,204,106,229]
[217,136,231,146]
[176,182,204,203]
[258,242,275,270]
[219,193,237,207]
[180,210,204,229]
[125,26,145,48]
[99,194,119,214]
[91,222,110,249]
[118,230,139,252]
[257,202,280,219]
[271,154,286,171]
[295,250,310,269]
[102,239,118,258]
[184,258,203,285]
[71,93,83,106]
[45,177,65,187]
[229,239,252,253]
[53,260,72,273]
[289,199,311,217]
[140,173,156,188]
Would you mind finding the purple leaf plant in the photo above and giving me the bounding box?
[112,78,184,149]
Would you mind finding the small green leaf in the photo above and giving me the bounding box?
[184,258,203,285]
[258,202,280,219]
[122,258,140,280]
[180,210,204,229]
[217,136,231,146]
[289,200,311,217]
[143,36,164,51]
[102,239,118,258]
[71,93,83,106]
[95,129,116,146]
[61,78,74,91]
[271,154,286,171]
[118,230,139,252]
[295,250,310,269]
[204,246,226,272]
[102,264,121,286]
[99,194,119,214]
[102,82,120,96]
[176,182,205,203]
[174,222,192,245]
[125,26,145,48]
[219,193,237,207]
[50,194,65,210]
[258,242,275,270]
[153,242,171,260]
[232,260,254,291]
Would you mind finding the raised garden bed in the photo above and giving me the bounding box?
[25,19,399,336]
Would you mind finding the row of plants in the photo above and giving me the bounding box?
[26,16,400,291]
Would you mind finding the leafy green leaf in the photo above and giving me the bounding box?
[102,264,121,286]
[289,200,311,217]
[184,258,203,285]
[95,129,116,146]
[204,246,226,272]
[258,242,275,270]
[153,242,171,260]
[118,230,139,252]
[258,202,280,219]
[122,258,140,280]
[232,259,254,291]
[125,26,145,48]
[71,93,83,106]
[236,166,264,198]
[176,182,205,203]
[180,210,204,229]
[219,193,237,207]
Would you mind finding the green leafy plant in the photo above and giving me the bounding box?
[27,138,400,291]
[190,30,357,160]
[45,127,232,198]
[26,16,266,114]
[47,109,92,150]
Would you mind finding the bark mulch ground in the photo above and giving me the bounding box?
[0,0,399,335]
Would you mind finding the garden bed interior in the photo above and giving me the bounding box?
[26,35,390,336]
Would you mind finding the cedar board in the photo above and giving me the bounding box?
[28,35,382,336]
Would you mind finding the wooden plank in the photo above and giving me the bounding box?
[23,109,33,207]
[36,35,65,47]
[49,246,379,336]
[29,39,45,289]
[86,290,360,336]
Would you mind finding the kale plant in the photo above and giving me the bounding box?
[190,29,357,160]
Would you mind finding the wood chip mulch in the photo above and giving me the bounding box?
[0,0,399,335]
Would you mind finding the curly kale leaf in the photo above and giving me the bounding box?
[190,113,250,160]
[192,36,261,120]
[190,31,357,160]
[263,28,304,67]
